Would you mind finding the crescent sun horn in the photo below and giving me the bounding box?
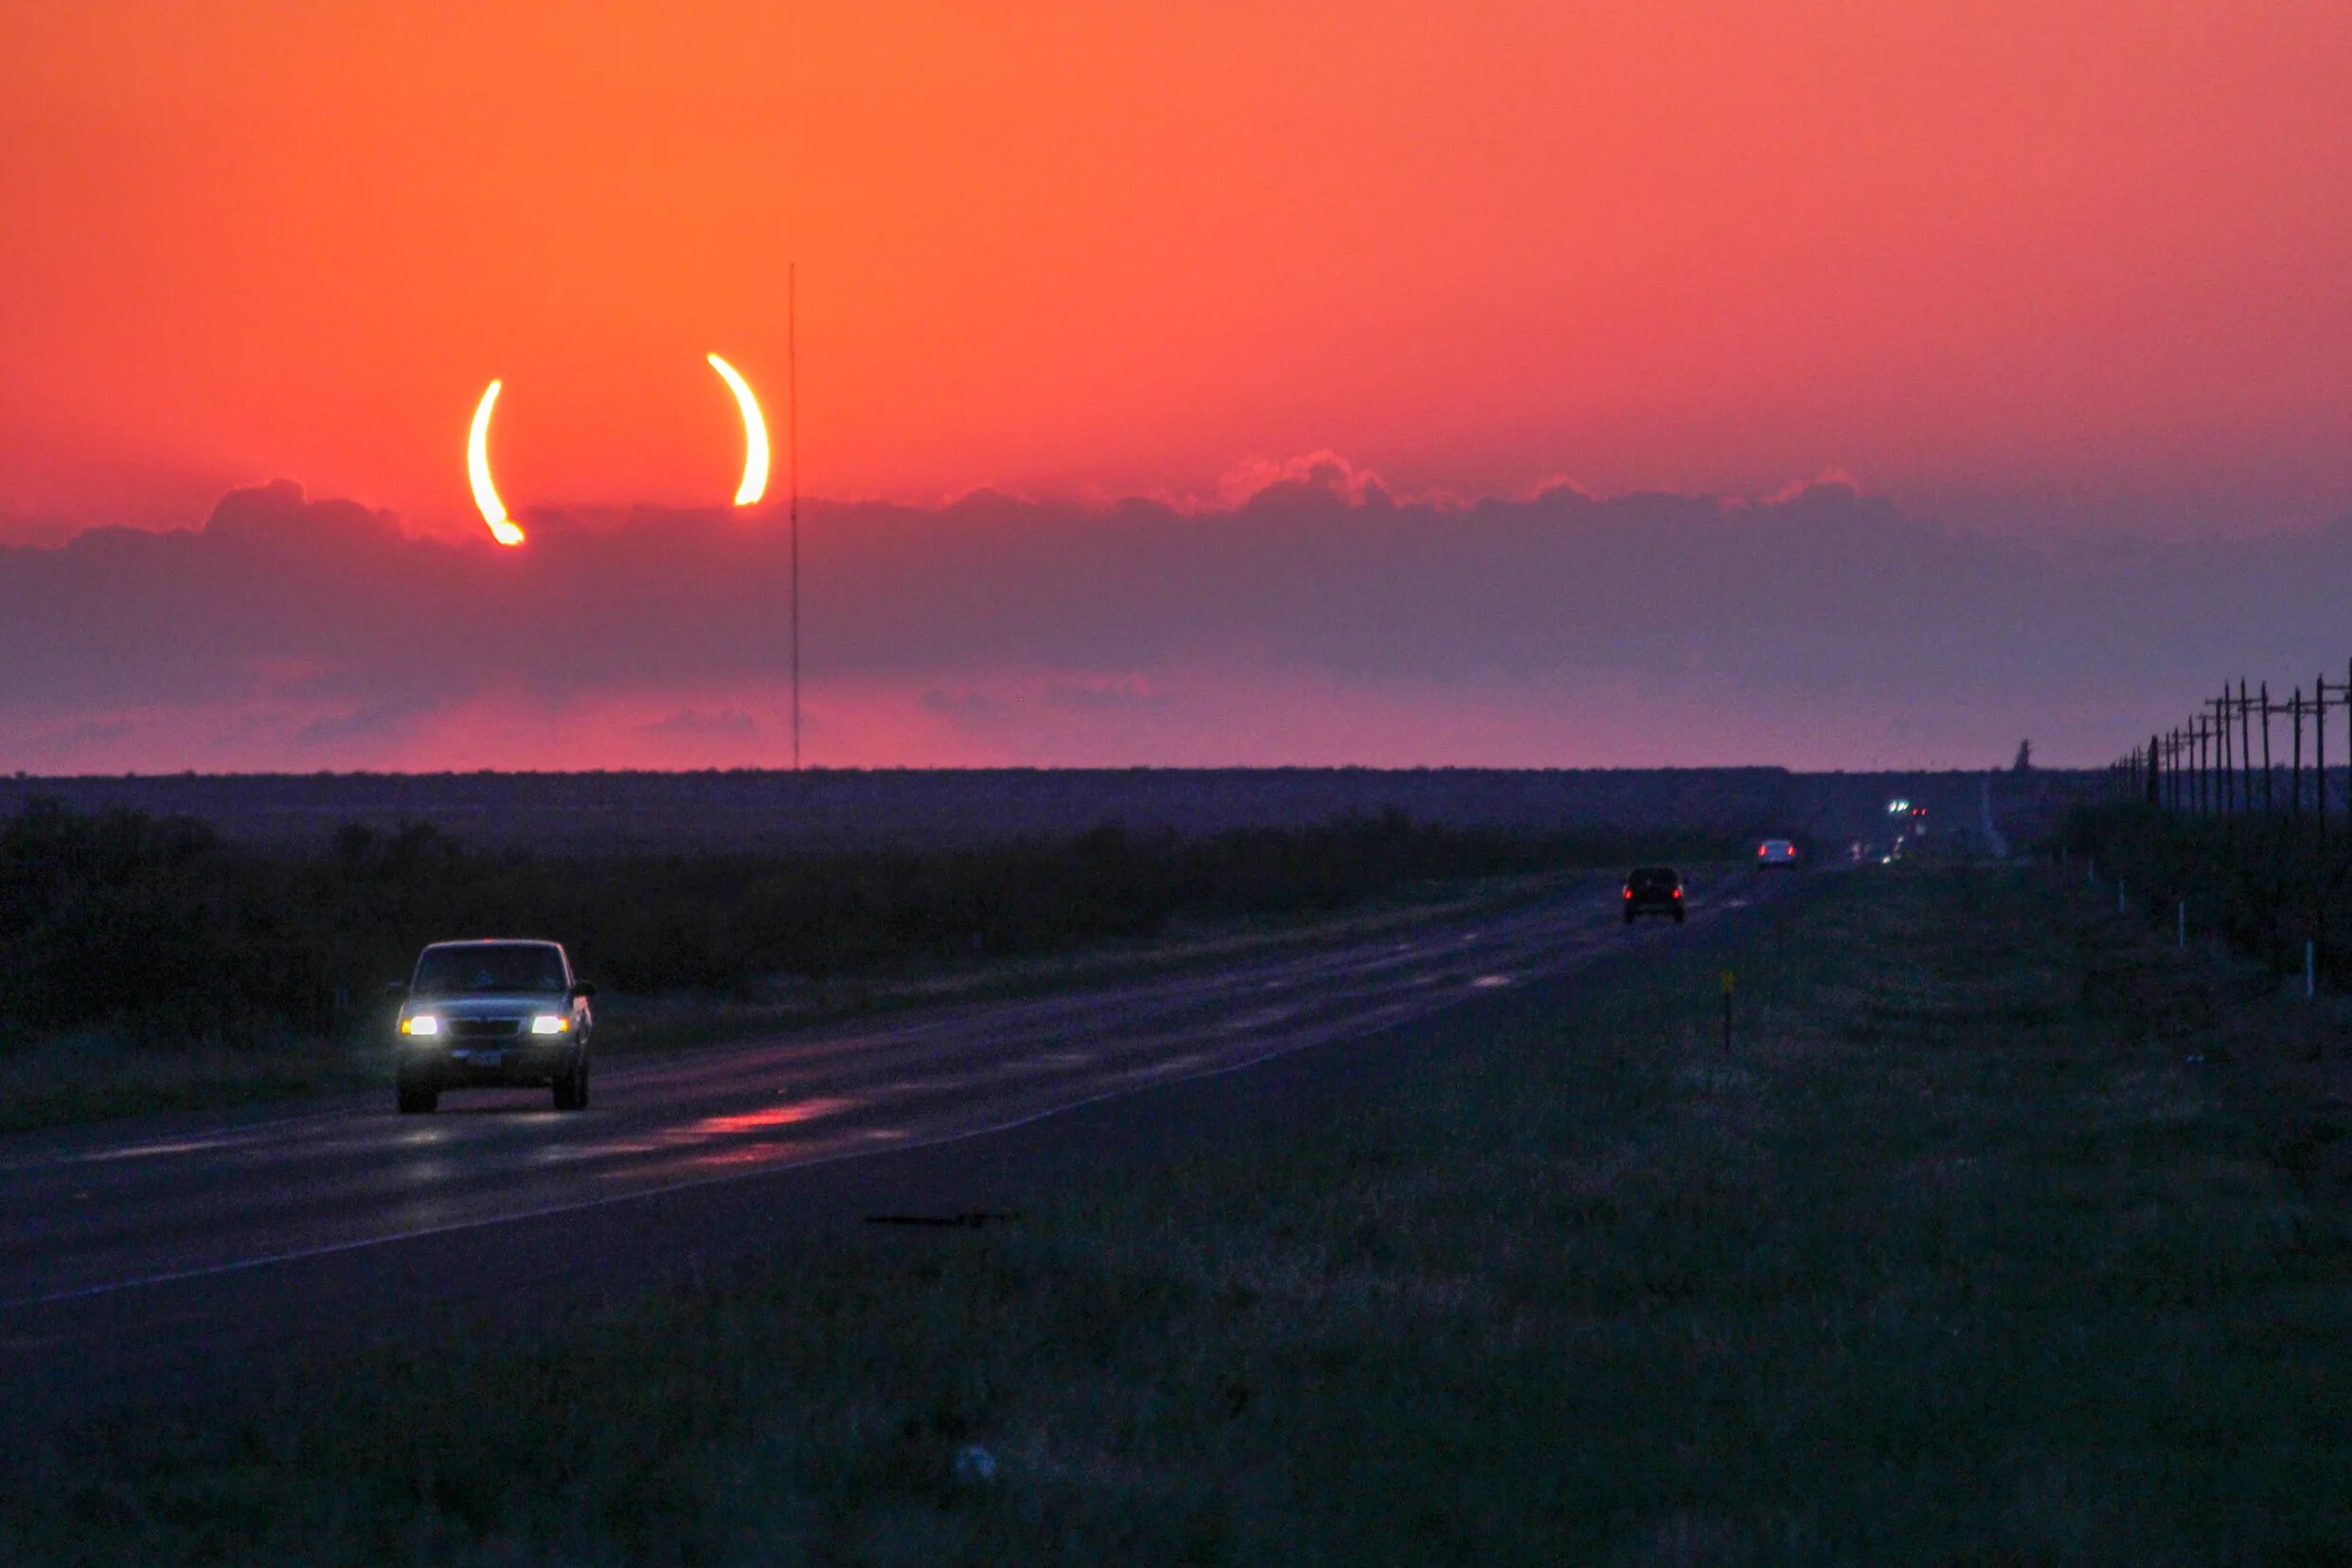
[705,353,771,507]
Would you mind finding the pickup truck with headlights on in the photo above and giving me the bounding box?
[390,939,596,1114]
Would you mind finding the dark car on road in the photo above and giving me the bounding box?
[1622,865,1685,925]
[392,939,597,1114]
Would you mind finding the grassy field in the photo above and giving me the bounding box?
[9,864,2351,1563]
[2066,799,2352,988]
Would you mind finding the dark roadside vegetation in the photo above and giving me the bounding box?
[9,864,2347,1563]
[0,796,1742,1128]
[2063,800,2352,988]
[0,765,2055,855]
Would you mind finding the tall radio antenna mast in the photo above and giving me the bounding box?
[789,260,801,772]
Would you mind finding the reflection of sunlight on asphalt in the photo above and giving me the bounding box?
[82,1137,239,1164]
[681,1144,820,1168]
[690,1099,857,1137]
[588,1096,864,1177]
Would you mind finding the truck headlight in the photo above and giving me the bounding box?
[401,1015,440,1037]
[530,1015,568,1035]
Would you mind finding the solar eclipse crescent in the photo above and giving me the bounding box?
[465,356,767,543]
[467,380,526,545]
[705,353,770,507]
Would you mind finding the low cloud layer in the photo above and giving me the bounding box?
[4,470,2348,772]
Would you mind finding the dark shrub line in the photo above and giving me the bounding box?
[0,798,1744,1049]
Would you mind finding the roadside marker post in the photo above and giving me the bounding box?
[1720,969,1735,1054]
[2307,941,2317,1000]
[2118,879,2127,917]
[2178,900,2187,950]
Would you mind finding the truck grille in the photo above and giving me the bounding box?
[448,1018,521,1040]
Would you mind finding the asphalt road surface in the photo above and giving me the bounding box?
[1,865,1816,1436]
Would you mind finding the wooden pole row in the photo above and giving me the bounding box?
[2132,675,2352,829]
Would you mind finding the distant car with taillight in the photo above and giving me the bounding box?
[1757,839,1800,868]
[390,939,597,1114]
[1622,865,1685,924]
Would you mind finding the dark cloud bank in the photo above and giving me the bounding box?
[2,468,2343,767]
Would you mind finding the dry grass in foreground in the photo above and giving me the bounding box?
[8,865,2350,1565]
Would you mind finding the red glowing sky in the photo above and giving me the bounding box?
[6,1,2351,542]
[7,4,2352,775]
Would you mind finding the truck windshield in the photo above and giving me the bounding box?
[412,944,566,995]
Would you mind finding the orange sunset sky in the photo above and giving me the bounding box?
[4,2,2351,772]
[6,0,2348,534]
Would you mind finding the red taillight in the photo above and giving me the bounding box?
[1623,888,1632,899]
[1672,887,1682,898]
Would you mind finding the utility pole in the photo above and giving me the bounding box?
[2189,717,2201,815]
[2261,681,2274,814]
[789,260,801,773]
[2231,684,2246,815]
[2240,679,2254,817]
[2202,697,2217,814]
[2213,690,2236,816]
[2338,665,2352,830]
[2199,713,2214,816]
[2317,677,2329,846]
[2207,713,2218,816]
[2292,689,2304,821]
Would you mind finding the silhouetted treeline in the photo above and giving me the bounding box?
[2061,802,2352,983]
[0,798,1742,1048]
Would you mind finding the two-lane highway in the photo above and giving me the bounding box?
[1,865,1807,1429]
